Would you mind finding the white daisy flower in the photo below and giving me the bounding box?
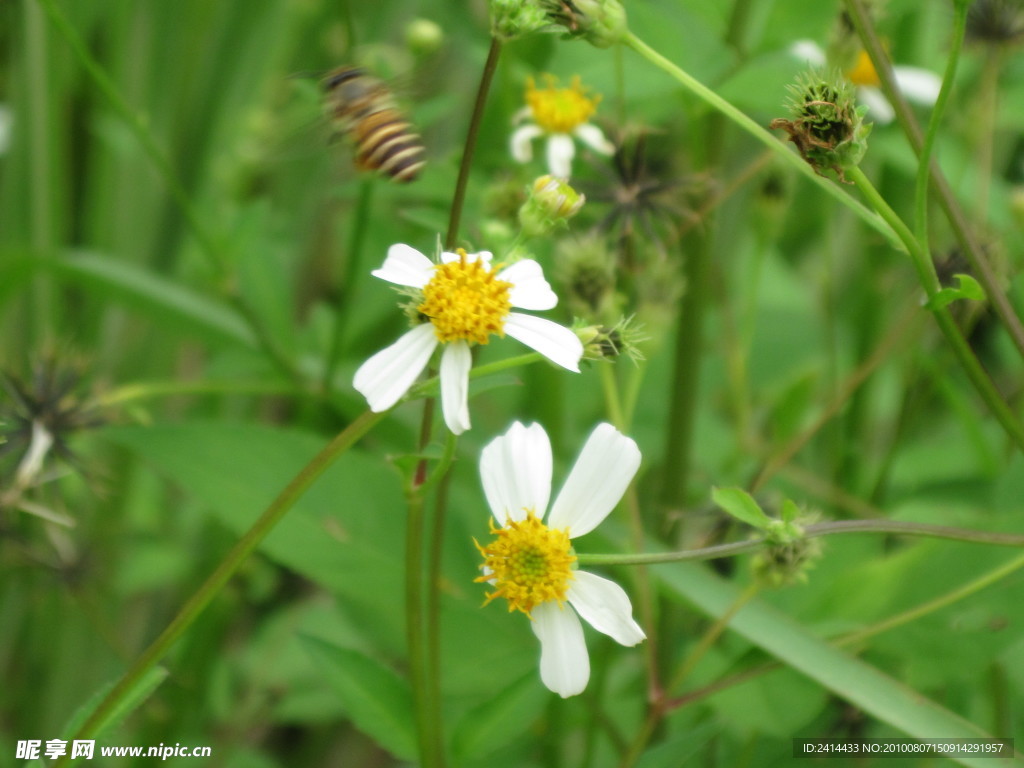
[790,40,941,124]
[510,75,615,179]
[353,245,584,435]
[475,421,646,698]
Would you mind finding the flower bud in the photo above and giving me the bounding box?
[770,69,870,182]
[519,175,585,236]
[751,517,822,588]
[490,0,549,41]
[541,0,628,48]
[405,18,444,57]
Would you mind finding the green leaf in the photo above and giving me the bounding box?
[780,499,800,524]
[657,561,1022,768]
[301,636,416,760]
[48,251,257,347]
[452,673,545,761]
[928,274,986,311]
[711,487,772,530]
[60,667,169,743]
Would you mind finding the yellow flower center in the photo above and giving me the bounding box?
[418,250,513,345]
[526,75,600,134]
[475,510,576,616]
[846,50,880,87]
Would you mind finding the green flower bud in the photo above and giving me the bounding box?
[490,0,549,41]
[770,69,871,182]
[541,0,628,48]
[751,514,822,588]
[405,18,444,57]
[519,175,585,236]
[578,316,646,363]
[554,233,618,318]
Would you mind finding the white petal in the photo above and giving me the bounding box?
[371,243,434,288]
[789,39,826,68]
[439,341,472,435]
[511,124,543,164]
[893,66,941,106]
[499,260,557,310]
[546,134,575,179]
[858,86,895,124]
[531,602,589,698]
[441,250,493,266]
[548,423,640,536]
[503,313,582,372]
[353,324,437,412]
[573,123,614,156]
[479,422,552,524]
[567,571,646,646]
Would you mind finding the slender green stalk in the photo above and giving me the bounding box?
[913,0,969,247]
[424,434,457,768]
[55,409,386,765]
[598,364,626,430]
[578,520,1024,567]
[405,485,433,767]
[98,379,302,407]
[843,0,1024,362]
[624,32,901,250]
[25,1,55,342]
[847,166,1024,453]
[36,0,299,382]
[445,37,503,248]
[324,177,375,390]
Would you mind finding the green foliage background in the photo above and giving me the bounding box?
[2,0,1024,766]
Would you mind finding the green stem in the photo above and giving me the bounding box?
[577,519,1024,567]
[36,0,299,382]
[98,379,302,407]
[913,0,969,247]
[843,0,1024,363]
[445,36,503,249]
[847,166,1024,453]
[598,364,626,430]
[55,410,386,764]
[324,177,375,390]
[25,0,55,343]
[624,32,900,250]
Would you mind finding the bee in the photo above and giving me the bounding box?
[321,66,426,183]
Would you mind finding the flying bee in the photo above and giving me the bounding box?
[321,66,426,183]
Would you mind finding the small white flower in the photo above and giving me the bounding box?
[510,75,615,179]
[475,421,645,698]
[353,245,583,434]
[790,40,941,124]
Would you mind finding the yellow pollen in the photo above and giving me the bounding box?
[846,50,880,87]
[418,249,513,345]
[474,510,576,616]
[525,75,601,134]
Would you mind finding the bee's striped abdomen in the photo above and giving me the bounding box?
[351,110,426,183]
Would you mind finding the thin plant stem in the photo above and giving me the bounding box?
[913,0,969,247]
[36,0,300,382]
[25,0,54,342]
[599,363,626,430]
[324,177,375,390]
[425,433,457,768]
[973,48,1003,226]
[843,0,1024,362]
[54,409,387,765]
[445,37,503,249]
[577,519,1024,568]
[624,32,901,250]
[847,166,1024,453]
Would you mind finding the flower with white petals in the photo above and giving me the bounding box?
[353,245,583,435]
[510,75,615,179]
[790,40,940,124]
[475,421,646,698]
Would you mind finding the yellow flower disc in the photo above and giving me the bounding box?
[475,511,576,616]
[418,251,513,345]
[846,50,881,87]
[526,75,601,134]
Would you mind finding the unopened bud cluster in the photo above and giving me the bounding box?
[519,175,585,236]
[770,70,870,182]
[541,0,628,48]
